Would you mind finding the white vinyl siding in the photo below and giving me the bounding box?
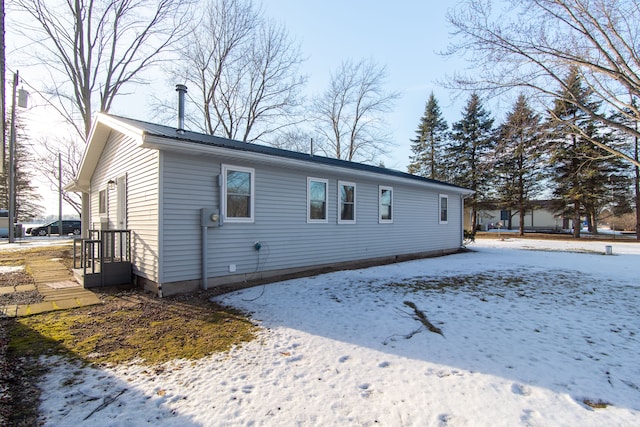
[307,177,328,223]
[160,154,465,285]
[379,186,393,223]
[88,117,469,294]
[90,132,159,282]
[338,181,356,224]
[222,165,255,223]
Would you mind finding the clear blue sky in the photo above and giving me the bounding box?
[104,0,470,170]
[258,0,468,170]
[10,0,479,215]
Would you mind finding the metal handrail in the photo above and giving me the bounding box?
[73,230,131,273]
[73,237,102,275]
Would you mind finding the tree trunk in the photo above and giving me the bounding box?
[518,209,525,236]
[573,201,581,238]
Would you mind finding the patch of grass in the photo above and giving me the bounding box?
[9,294,257,365]
[5,245,258,366]
[582,398,610,409]
[382,269,591,304]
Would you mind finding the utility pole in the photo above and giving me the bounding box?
[8,71,17,242]
[58,152,62,234]
[8,71,28,243]
[1,0,5,174]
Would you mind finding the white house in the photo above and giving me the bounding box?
[67,113,473,296]
[467,200,570,232]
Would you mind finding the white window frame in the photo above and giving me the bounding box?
[379,185,393,223]
[439,194,449,224]
[221,164,255,223]
[337,180,356,224]
[307,177,328,223]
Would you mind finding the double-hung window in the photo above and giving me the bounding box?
[439,194,448,224]
[308,177,328,222]
[222,165,255,223]
[338,181,356,223]
[379,186,393,223]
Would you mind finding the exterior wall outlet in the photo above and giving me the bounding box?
[229,264,236,273]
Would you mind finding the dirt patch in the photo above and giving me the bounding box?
[0,272,43,306]
[11,288,257,365]
[0,245,258,425]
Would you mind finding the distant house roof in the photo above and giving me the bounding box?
[68,113,473,195]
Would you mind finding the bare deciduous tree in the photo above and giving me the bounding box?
[446,0,640,167]
[14,0,194,139]
[312,58,399,162]
[176,0,306,142]
[38,137,85,215]
[12,0,193,214]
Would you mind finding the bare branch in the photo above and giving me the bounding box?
[13,0,195,139]
[312,58,399,162]
[444,0,640,167]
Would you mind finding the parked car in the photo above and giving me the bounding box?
[27,220,81,236]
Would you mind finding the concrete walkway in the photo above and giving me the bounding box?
[0,258,101,317]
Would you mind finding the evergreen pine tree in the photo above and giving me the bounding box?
[446,93,494,232]
[494,94,545,235]
[407,93,448,180]
[1,115,44,222]
[546,67,623,237]
[608,104,639,239]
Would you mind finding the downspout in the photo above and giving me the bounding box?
[460,194,466,246]
[202,222,208,289]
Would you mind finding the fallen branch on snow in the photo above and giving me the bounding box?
[83,389,127,421]
[403,301,444,337]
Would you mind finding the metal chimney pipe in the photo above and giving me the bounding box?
[176,84,187,134]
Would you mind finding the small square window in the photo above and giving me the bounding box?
[379,186,393,223]
[338,181,356,223]
[308,178,328,222]
[439,194,448,224]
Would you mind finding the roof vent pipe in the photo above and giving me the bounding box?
[176,84,187,134]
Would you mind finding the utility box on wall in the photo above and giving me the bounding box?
[201,208,220,228]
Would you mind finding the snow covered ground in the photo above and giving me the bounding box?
[37,238,639,426]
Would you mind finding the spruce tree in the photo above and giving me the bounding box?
[494,94,545,235]
[608,104,640,239]
[546,68,624,237]
[407,93,448,180]
[1,115,44,222]
[446,93,494,232]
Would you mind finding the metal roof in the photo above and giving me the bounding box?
[107,114,470,193]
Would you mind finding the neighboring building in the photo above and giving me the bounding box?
[465,200,571,232]
[67,113,473,296]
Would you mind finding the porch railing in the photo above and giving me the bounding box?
[73,229,131,287]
